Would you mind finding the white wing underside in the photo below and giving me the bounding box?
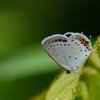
[42,35,69,69]
[42,32,92,71]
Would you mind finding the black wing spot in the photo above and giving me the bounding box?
[84,50,87,52]
[69,55,71,58]
[85,41,89,44]
[60,44,62,46]
[71,47,73,49]
[85,55,87,56]
[63,40,67,42]
[65,34,72,38]
[75,58,77,60]
[75,42,77,44]
[80,50,82,52]
[68,44,70,46]
[77,44,80,46]
[56,44,58,46]
[88,48,91,51]
[82,39,84,41]
[58,39,62,41]
[50,46,52,47]
[64,44,67,46]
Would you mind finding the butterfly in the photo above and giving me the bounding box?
[41,32,92,74]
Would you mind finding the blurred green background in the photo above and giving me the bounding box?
[0,0,100,100]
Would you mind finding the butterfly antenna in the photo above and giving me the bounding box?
[48,70,63,78]
[56,70,66,80]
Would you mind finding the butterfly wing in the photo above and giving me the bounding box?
[64,32,92,70]
[41,34,69,69]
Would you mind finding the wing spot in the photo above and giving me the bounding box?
[64,44,67,46]
[71,39,74,41]
[48,48,50,50]
[82,39,84,41]
[84,50,87,52]
[75,42,77,44]
[57,53,60,56]
[68,44,70,46]
[50,46,52,47]
[55,40,57,42]
[85,55,87,56]
[69,55,71,58]
[63,40,67,42]
[77,44,80,46]
[60,44,62,46]
[71,47,73,49]
[58,39,62,41]
[54,45,55,47]
[56,44,58,46]
[88,48,91,51]
[75,58,77,60]
[80,50,82,52]
[79,47,81,49]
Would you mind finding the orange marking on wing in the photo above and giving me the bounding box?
[79,38,89,46]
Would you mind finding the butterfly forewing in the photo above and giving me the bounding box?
[42,35,69,69]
